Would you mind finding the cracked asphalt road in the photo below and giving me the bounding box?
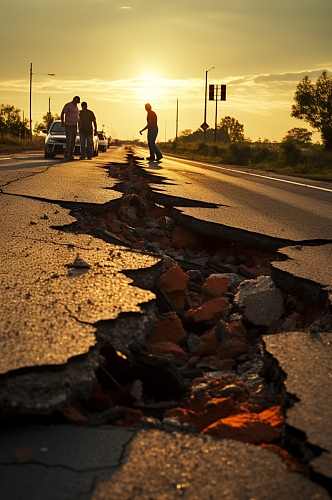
[0,147,331,499]
[137,148,332,302]
[138,149,332,242]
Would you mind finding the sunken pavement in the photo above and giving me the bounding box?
[0,147,331,500]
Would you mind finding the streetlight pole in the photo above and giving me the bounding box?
[176,98,179,139]
[204,67,214,143]
[29,63,32,141]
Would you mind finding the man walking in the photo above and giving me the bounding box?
[79,102,98,160]
[61,96,80,160]
[139,103,163,161]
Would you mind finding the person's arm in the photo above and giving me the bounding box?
[61,106,66,127]
[139,124,148,135]
[94,120,97,135]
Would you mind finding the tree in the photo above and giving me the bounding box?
[291,71,332,149]
[180,129,192,137]
[34,111,60,134]
[219,116,245,143]
[282,127,312,145]
[0,104,23,137]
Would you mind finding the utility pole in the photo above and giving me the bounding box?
[215,95,218,143]
[49,96,51,113]
[29,63,32,140]
[176,98,179,139]
[203,67,214,143]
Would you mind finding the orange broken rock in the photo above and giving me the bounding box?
[202,276,229,297]
[209,358,235,371]
[201,406,284,443]
[116,408,144,427]
[186,297,227,322]
[165,397,249,431]
[61,406,87,422]
[149,341,188,360]
[148,312,187,344]
[158,236,172,247]
[159,265,189,292]
[187,355,200,368]
[260,444,310,477]
[167,290,186,309]
[197,329,220,356]
[171,226,202,251]
[239,264,268,277]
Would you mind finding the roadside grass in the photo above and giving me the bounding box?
[157,140,332,182]
[0,134,44,154]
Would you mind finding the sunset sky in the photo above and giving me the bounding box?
[1,0,331,142]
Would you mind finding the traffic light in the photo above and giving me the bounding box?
[220,85,226,101]
[209,84,215,101]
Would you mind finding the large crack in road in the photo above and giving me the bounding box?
[1,147,331,499]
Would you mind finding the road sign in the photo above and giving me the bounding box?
[200,122,209,131]
[220,84,226,101]
[209,84,226,101]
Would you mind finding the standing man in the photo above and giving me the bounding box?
[61,96,80,160]
[139,103,163,161]
[79,102,98,160]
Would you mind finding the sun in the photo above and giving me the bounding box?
[135,74,173,105]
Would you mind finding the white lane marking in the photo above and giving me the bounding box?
[139,149,332,194]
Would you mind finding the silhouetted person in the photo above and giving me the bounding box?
[79,102,97,160]
[61,96,80,160]
[139,103,163,161]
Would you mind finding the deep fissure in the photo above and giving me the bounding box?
[2,149,331,495]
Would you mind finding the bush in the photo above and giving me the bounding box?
[197,142,209,153]
[252,148,269,163]
[0,134,44,153]
[280,138,302,166]
[211,145,222,157]
[229,143,252,165]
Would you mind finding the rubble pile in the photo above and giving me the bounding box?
[57,150,327,475]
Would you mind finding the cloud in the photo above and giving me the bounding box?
[1,68,331,119]
[253,69,331,83]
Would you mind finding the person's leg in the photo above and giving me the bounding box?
[80,133,86,159]
[64,126,71,158]
[69,126,77,158]
[147,128,156,159]
[86,134,93,158]
[149,126,163,160]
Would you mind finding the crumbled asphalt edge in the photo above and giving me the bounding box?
[3,148,331,495]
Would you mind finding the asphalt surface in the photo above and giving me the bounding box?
[137,148,332,303]
[1,426,329,500]
[137,149,332,243]
[1,147,331,499]
[264,331,332,480]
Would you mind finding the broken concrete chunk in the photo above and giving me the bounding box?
[148,312,187,345]
[210,273,246,291]
[119,205,138,223]
[128,379,143,401]
[159,265,189,292]
[234,276,284,326]
[187,333,205,354]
